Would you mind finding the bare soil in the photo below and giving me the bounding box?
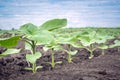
[0,41,120,80]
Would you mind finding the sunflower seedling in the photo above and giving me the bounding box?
[97,34,115,56]
[56,32,79,63]
[19,18,67,71]
[25,52,43,73]
[43,41,62,68]
[109,40,120,52]
[64,49,77,63]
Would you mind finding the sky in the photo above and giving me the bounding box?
[0,0,120,30]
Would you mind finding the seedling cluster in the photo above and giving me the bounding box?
[0,18,120,73]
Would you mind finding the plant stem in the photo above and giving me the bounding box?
[101,49,105,56]
[68,53,72,63]
[89,50,94,59]
[31,40,36,54]
[32,63,36,73]
[30,40,37,73]
[67,44,72,63]
[85,45,94,59]
[51,48,55,68]
[90,44,95,59]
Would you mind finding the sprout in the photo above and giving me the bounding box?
[43,41,62,68]
[25,52,43,73]
[19,18,67,72]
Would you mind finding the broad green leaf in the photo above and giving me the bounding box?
[39,18,67,31]
[0,36,20,48]
[26,52,42,64]
[25,42,32,50]
[80,31,89,35]
[78,32,111,46]
[94,37,107,44]
[46,40,57,47]
[68,50,78,56]
[43,46,50,51]
[104,35,114,40]
[56,33,71,38]
[99,44,108,49]
[70,42,83,48]
[30,30,54,45]
[79,36,92,46]
[114,40,120,46]
[43,41,62,51]
[19,23,38,35]
[56,33,82,48]
[96,33,114,43]
[56,33,77,44]
[109,40,120,48]
[0,49,21,58]
[53,45,63,51]
[56,36,71,44]
[20,23,54,45]
[88,31,97,38]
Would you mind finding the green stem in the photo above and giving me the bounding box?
[89,50,94,59]
[101,49,105,56]
[90,44,93,50]
[67,44,72,63]
[32,63,36,73]
[68,53,72,63]
[29,40,37,73]
[85,46,94,59]
[23,38,33,47]
[89,44,94,59]
[31,40,36,54]
[51,48,55,68]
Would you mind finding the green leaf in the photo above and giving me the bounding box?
[56,33,82,48]
[0,36,20,48]
[30,30,54,45]
[99,44,108,49]
[43,46,50,51]
[26,52,42,64]
[53,45,63,51]
[79,36,92,46]
[19,23,54,45]
[19,23,38,35]
[68,50,78,56]
[95,33,114,44]
[43,41,62,51]
[94,37,107,44]
[114,40,120,45]
[109,40,120,48]
[104,35,114,40]
[39,18,67,31]
[88,31,97,38]
[70,42,83,48]
[25,42,31,50]
[0,49,21,58]
[56,33,76,44]
[56,36,71,44]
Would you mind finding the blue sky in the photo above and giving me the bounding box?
[0,0,120,30]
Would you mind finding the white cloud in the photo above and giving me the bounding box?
[0,0,120,30]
